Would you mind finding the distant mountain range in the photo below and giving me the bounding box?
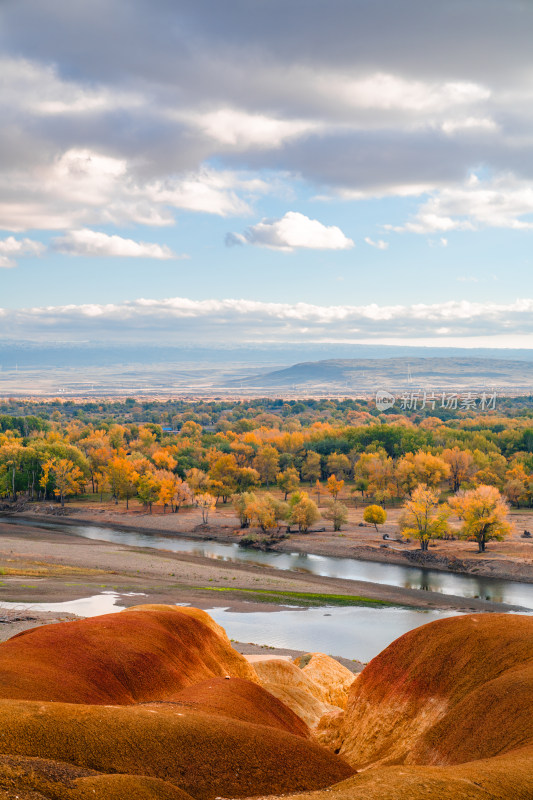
[232,358,533,391]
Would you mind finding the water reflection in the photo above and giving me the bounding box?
[2,516,532,609]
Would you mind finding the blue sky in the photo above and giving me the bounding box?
[0,0,532,347]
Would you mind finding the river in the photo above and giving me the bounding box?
[3,516,533,608]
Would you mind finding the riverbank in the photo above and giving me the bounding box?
[0,516,528,615]
[5,499,533,584]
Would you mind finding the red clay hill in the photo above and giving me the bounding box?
[269,613,533,800]
[0,607,531,799]
[0,605,352,799]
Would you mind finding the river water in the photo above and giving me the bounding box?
[1,517,532,660]
[3,516,532,609]
[0,591,462,661]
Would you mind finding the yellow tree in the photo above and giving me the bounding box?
[172,478,192,512]
[157,470,177,513]
[276,467,300,500]
[449,485,512,553]
[288,491,320,533]
[208,453,239,502]
[43,457,84,507]
[197,492,216,523]
[246,493,288,532]
[399,484,450,551]
[327,474,344,499]
[185,468,208,494]
[136,473,161,514]
[326,452,351,479]
[0,442,25,500]
[363,504,387,532]
[396,451,449,495]
[152,449,177,471]
[106,456,139,508]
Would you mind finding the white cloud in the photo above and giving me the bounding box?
[389,173,533,233]
[227,211,354,251]
[1,296,531,345]
[0,236,45,268]
[52,229,183,259]
[186,108,318,150]
[0,149,271,231]
[0,56,142,118]
[325,73,490,113]
[441,116,498,135]
[364,237,389,250]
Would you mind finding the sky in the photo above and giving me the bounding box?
[0,0,532,348]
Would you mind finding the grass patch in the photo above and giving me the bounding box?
[0,560,109,577]
[199,586,396,608]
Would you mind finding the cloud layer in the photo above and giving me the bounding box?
[1,296,531,346]
[1,1,533,234]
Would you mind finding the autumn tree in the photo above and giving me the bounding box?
[106,456,138,508]
[396,451,449,496]
[152,449,177,471]
[234,467,260,492]
[186,468,208,495]
[276,467,300,499]
[399,485,450,551]
[136,473,161,513]
[326,452,351,480]
[442,447,474,492]
[449,485,512,552]
[288,491,320,533]
[245,493,288,532]
[324,499,348,531]
[301,451,321,482]
[42,457,84,507]
[172,477,192,512]
[157,470,178,513]
[253,445,280,486]
[0,442,25,500]
[233,491,256,528]
[363,504,387,532]
[503,464,530,508]
[197,492,216,523]
[327,474,344,499]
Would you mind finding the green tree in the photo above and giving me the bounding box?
[136,473,161,513]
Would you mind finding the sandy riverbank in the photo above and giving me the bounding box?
[0,516,528,616]
[6,498,533,584]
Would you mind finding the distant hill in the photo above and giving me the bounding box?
[233,357,533,391]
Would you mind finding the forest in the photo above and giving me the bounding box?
[0,395,532,552]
